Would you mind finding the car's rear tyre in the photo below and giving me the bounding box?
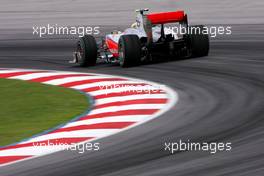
[188,25,209,57]
[77,35,97,67]
[118,35,141,67]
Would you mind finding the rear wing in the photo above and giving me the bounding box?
[143,10,187,44]
[146,11,185,24]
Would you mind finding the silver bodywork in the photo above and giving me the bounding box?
[106,12,177,44]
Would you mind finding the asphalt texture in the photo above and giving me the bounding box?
[0,0,264,175]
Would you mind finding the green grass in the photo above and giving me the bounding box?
[0,78,89,146]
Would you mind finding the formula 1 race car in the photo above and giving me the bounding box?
[71,9,209,67]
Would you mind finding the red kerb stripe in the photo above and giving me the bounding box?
[94,91,165,99]
[95,98,167,109]
[0,137,92,151]
[29,74,90,82]
[79,109,159,121]
[51,122,134,133]
[61,78,127,87]
[0,156,32,165]
[0,71,44,78]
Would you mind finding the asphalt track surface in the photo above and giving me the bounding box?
[0,1,264,176]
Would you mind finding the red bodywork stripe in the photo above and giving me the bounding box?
[106,37,119,57]
[147,11,185,24]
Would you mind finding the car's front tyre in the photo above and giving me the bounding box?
[77,35,97,67]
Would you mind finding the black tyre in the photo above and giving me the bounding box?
[188,25,209,57]
[77,35,97,67]
[118,35,141,67]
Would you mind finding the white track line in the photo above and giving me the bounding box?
[0,69,31,74]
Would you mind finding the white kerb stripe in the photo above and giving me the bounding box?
[71,81,140,90]
[20,129,120,144]
[0,69,31,74]
[89,104,164,115]
[9,72,65,80]
[95,94,168,105]
[0,146,66,156]
[42,76,94,85]
[87,86,163,96]
[44,76,118,85]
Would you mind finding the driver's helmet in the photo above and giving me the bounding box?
[111,30,122,34]
[131,22,137,28]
